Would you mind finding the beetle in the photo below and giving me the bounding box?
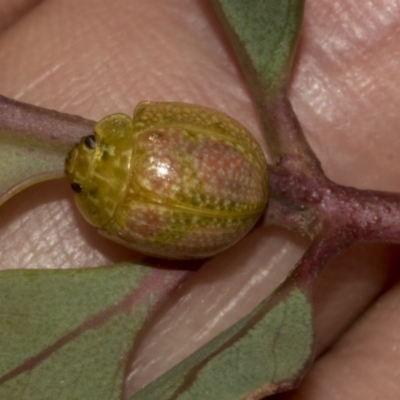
[65,101,268,259]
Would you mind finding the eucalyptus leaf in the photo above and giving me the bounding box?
[211,0,315,167]
[0,264,189,400]
[0,139,65,206]
[0,95,95,206]
[211,0,304,95]
[131,285,314,400]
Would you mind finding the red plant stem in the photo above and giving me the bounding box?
[267,161,400,284]
[0,95,95,150]
[257,90,322,171]
[269,163,400,241]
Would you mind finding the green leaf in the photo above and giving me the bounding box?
[0,138,66,206]
[0,95,95,206]
[211,0,305,94]
[0,264,189,400]
[212,0,316,169]
[131,285,314,400]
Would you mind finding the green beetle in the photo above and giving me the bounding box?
[65,102,268,259]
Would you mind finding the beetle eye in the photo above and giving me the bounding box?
[71,182,83,193]
[84,135,96,149]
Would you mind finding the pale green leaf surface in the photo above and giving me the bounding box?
[212,0,304,93]
[131,287,314,400]
[0,95,95,206]
[1,312,144,400]
[0,264,186,400]
[0,138,66,206]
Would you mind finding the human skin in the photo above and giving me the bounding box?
[0,0,400,399]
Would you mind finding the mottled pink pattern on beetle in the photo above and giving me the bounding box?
[136,128,264,211]
[107,201,254,259]
[101,125,266,259]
